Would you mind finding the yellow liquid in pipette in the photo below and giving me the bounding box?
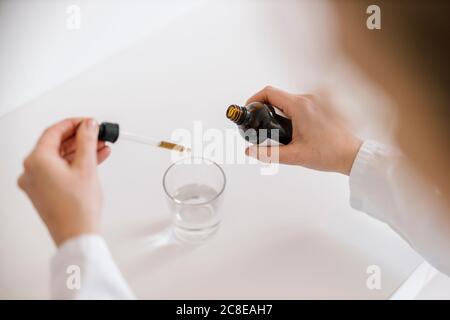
[158,141,191,153]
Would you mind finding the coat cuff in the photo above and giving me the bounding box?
[349,140,385,212]
[50,234,135,299]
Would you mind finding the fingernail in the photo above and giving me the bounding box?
[245,147,253,157]
[86,119,98,132]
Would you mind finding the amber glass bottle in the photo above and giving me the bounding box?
[226,102,292,144]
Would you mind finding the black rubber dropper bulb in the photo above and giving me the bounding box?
[98,122,120,143]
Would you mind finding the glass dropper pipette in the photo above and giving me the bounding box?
[98,122,190,153]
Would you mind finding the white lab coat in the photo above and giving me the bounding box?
[50,140,450,299]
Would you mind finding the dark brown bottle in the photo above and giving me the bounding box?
[226,102,293,144]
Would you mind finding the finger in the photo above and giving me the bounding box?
[62,152,75,164]
[64,145,111,165]
[36,118,84,153]
[245,144,292,164]
[63,143,109,162]
[246,86,296,118]
[73,119,99,170]
[97,145,111,165]
[17,173,27,191]
[60,138,105,156]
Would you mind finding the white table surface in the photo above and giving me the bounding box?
[0,0,421,299]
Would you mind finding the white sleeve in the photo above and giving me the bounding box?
[50,234,135,299]
[349,140,450,276]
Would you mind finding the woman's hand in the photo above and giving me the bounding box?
[245,86,362,175]
[18,118,111,246]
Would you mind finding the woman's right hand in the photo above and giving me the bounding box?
[245,86,362,175]
[18,118,110,246]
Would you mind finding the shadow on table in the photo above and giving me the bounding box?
[120,218,198,275]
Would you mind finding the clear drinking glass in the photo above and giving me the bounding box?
[163,157,226,243]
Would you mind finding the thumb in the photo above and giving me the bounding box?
[74,119,99,169]
[245,145,283,163]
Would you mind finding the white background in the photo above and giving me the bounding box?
[0,0,206,116]
[0,0,448,299]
